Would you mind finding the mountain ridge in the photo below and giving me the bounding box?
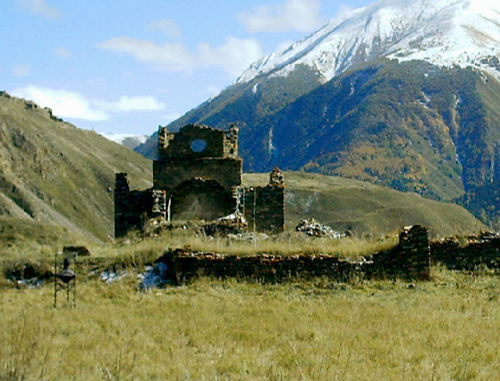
[237,0,499,84]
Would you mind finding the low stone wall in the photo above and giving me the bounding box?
[155,226,432,283]
[158,250,368,284]
[430,232,499,270]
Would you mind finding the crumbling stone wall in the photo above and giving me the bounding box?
[158,124,239,160]
[154,225,432,283]
[170,178,235,221]
[153,158,242,192]
[243,168,285,234]
[431,232,499,270]
[114,173,153,237]
[115,124,285,237]
[154,124,242,223]
[159,250,364,284]
[367,225,431,280]
[244,186,285,233]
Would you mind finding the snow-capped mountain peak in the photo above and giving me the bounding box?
[237,0,499,84]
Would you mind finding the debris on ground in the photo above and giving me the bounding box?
[227,232,269,242]
[138,262,171,290]
[100,269,128,283]
[203,213,247,236]
[295,218,346,239]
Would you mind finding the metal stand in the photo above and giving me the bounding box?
[53,252,77,308]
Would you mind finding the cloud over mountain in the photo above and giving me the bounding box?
[238,0,323,33]
[11,85,165,121]
[99,36,263,77]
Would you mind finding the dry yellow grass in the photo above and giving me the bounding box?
[92,230,399,259]
[0,268,498,380]
[0,230,399,278]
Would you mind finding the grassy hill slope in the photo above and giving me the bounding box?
[244,172,486,237]
[0,92,152,241]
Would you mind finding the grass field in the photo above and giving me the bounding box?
[0,267,498,380]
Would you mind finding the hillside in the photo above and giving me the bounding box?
[0,92,152,241]
[244,172,486,237]
[0,91,487,244]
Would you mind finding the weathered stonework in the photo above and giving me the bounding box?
[243,185,285,234]
[115,124,285,237]
[431,232,499,270]
[152,225,433,283]
[367,225,431,280]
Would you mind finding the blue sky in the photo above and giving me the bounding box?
[1,0,372,137]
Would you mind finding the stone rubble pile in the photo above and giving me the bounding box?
[203,213,247,236]
[295,218,346,238]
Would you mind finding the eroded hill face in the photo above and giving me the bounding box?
[0,92,152,241]
[244,172,486,238]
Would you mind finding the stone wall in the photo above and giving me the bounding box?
[243,185,285,234]
[431,232,499,270]
[155,225,432,283]
[243,167,285,234]
[114,173,153,237]
[159,124,225,159]
[158,124,240,160]
[158,249,366,284]
[170,178,236,221]
[367,225,431,280]
[153,158,242,192]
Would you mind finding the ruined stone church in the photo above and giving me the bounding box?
[114,124,285,237]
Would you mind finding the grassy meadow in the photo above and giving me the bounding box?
[0,267,498,380]
[0,219,497,380]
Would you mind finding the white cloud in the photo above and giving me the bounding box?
[337,4,354,18]
[163,112,182,124]
[98,96,165,112]
[99,36,263,77]
[99,37,193,72]
[99,133,148,145]
[149,19,182,38]
[12,64,31,77]
[11,85,108,121]
[10,86,166,121]
[54,47,72,58]
[199,37,264,76]
[239,0,323,33]
[19,0,60,19]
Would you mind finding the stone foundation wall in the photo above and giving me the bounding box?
[431,233,499,270]
[156,225,432,283]
[158,249,367,284]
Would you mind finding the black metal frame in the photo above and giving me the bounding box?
[53,252,77,308]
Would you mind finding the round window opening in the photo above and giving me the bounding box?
[191,139,207,152]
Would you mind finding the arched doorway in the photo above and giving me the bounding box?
[169,178,235,221]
